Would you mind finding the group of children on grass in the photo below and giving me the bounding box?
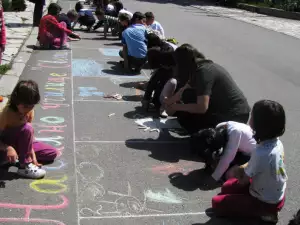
[0,0,298,224]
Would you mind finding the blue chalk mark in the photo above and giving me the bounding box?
[99,48,120,57]
[79,87,105,97]
[44,160,66,171]
[72,59,103,77]
[44,92,64,97]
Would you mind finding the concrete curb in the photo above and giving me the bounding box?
[237,3,300,20]
[0,0,58,97]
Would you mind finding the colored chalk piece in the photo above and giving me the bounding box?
[99,48,121,57]
[72,59,103,77]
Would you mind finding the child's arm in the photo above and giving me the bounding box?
[211,130,242,181]
[26,110,34,123]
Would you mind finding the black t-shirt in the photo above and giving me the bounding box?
[190,60,250,118]
[58,13,72,30]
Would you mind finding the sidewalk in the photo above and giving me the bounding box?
[192,3,300,39]
[0,0,54,98]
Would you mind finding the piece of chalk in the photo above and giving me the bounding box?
[108,113,115,117]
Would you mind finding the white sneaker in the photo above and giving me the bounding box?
[159,108,168,118]
[261,212,279,224]
[17,163,46,179]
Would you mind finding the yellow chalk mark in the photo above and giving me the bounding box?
[30,175,68,194]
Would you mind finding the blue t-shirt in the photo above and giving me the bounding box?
[122,24,147,59]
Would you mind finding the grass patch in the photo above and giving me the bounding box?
[0,64,12,75]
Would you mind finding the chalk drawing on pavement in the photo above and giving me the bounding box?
[78,87,105,97]
[72,59,103,77]
[145,189,186,204]
[99,48,120,57]
[77,162,106,203]
[79,182,163,217]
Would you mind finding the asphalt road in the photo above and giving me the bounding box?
[0,0,299,224]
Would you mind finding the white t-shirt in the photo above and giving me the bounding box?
[149,21,165,39]
[118,9,133,19]
[212,121,256,181]
[245,138,287,204]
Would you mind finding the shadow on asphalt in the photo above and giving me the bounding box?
[169,169,221,191]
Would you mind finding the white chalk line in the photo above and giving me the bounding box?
[74,99,128,103]
[70,40,81,225]
[79,211,207,219]
[75,140,188,144]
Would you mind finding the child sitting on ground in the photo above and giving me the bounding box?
[212,100,287,223]
[0,80,59,179]
[58,9,78,31]
[190,121,256,187]
[118,12,131,39]
[145,12,165,39]
[93,8,119,38]
[38,3,80,49]
[74,1,96,31]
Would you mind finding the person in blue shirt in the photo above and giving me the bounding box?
[119,12,147,74]
[74,2,96,31]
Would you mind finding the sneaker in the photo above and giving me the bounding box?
[261,213,279,223]
[159,108,168,118]
[17,163,46,179]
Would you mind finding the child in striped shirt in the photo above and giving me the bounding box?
[93,9,119,38]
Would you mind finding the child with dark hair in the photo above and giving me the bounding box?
[58,9,78,31]
[0,80,59,179]
[74,1,96,31]
[38,3,80,49]
[93,8,119,38]
[142,47,177,117]
[145,11,164,39]
[212,100,287,223]
[191,121,256,186]
[119,12,147,73]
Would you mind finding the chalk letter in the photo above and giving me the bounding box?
[50,73,67,77]
[41,103,69,110]
[38,125,66,134]
[35,136,64,146]
[40,117,64,124]
[30,176,68,194]
[45,92,64,97]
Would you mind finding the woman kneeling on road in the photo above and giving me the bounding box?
[165,44,250,135]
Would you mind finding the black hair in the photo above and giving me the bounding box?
[147,33,162,49]
[67,9,78,18]
[131,11,145,24]
[190,126,228,163]
[145,11,154,19]
[95,8,105,16]
[48,3,62,15]
[251,100,286,143]
[119,13,131,22]
[75,2,83,12]
[147,47,175,69]
[114,1,123,14]
[174,44,205,84]
[8,80,40,112]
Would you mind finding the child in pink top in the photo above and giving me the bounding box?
[0,0,6,64]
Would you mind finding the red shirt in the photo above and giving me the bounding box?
[38,14,72,43]
[0,4,6,45]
